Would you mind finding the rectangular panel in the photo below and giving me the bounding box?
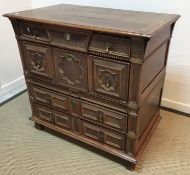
[32,86,70,113]
[103,111,126,131]
[104,131,125,150]
[141,42,168,92]
[81,122,125,150]
[81,102,127,131]
[89,34,130,58]
[81,103,99,122]
[91,56,129,101]
[82,122,99,141]
[49,26,91,51]
[20,22,50,42]
[54,113,72,130]
[35,105,53,122]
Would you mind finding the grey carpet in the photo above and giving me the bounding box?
[0,92,190,175]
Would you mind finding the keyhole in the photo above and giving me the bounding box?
[106,80,110,88]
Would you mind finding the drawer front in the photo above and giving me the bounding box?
[91,56,129,100]
[89,34,130,58]
[81,122,125,150]
[81,102,126,131]
[54,113,72,130]
[35,105,53,122]
[34,104,72,130]
[53,48,88,91]
[23,42,53,79]
[20,22,50,42]
[31,86,70,113]
[49,27,91,51]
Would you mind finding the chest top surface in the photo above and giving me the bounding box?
[4,4,180,37]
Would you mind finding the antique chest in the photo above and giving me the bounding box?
[4,4,180,169]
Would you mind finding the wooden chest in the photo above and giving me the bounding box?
[4,4,180,169]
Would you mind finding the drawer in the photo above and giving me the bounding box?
[53,48,88,91]
[54,113,72,130]
[81,122,125,150]
[89,34,130,58]
[35,105,53,123]
[81,102,127,132]
[22,42,54,79]
[91,56,129,101]
[30,85,81,117]
[20,22,50,42]
[31,86,70,113]
[49,27,91,51]
[34,104,72,130]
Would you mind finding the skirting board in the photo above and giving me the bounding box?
[161,98,190,114]
[0,76,26,104]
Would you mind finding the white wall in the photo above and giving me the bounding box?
[1,0,190,114]
[0,1,32,103]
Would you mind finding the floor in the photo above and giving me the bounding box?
[0,92,190,175]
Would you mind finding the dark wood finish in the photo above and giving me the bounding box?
[3,4,180,37]
[53,48,88,92]
[22,42,54,79]
[4,4,180,170]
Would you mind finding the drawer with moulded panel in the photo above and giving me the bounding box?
[89,34,130,60]
[20,22,50,42]
[81,122,125,150]
[81,102,127,133]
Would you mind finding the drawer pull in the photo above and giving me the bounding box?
[31,53,44,70]
[33,30,38,39]
[106,79,110,88]
[105,42,111,52]
[98,111,104,123]
[45,94,51,104]
[64,33,71,41]
[99,131,104,142]
[71,99,77,107]
[26,27,30,32]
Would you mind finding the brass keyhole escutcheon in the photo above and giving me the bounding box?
[105,42,111,52]
[33,30,38,39]
[71,99,77,107]
[64,33,71,41]
[106,79,110,88]
[99,111,104,123]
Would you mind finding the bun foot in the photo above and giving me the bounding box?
[35,122,44,130]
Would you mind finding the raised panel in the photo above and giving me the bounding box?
[89,34,130,59]
[32,86,70,113]
[81,102,126,131]
[91,56,129,101]
[20,22,50,42]
[104,131,125,150]
[23,42,53,79]
[82,122,99,141]
[54,113,72,130]
[81,103,99,122]
[51,95,70,112]
[81,122,125,150]
[53,48,88,91]
[104,111,126,131]
[49,26,91,51]
[36,106,53,122]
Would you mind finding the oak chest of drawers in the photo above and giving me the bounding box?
[4,4,180,169]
